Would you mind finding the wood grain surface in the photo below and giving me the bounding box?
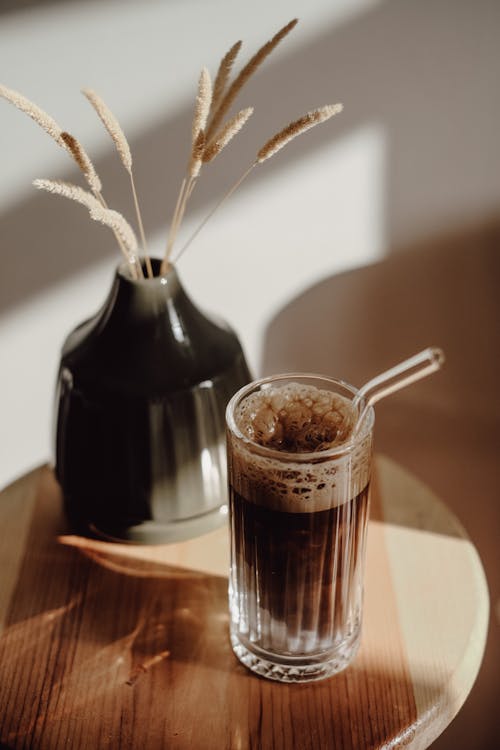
[0,457,488,750]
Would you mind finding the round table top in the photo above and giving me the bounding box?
[0,456,488,750]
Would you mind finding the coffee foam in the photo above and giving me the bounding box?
[235,383,355,452]
[229,384,372,513]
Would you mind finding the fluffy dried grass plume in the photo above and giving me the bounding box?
[0,84,104,194]
[34,177,98,206]
[60,132,102,193]
[91,206,139,257]
[203,107,254,163]
[206,18,298,140]
[82,88,132,173]
[191,68,212,144]
[257,103,343,163]
[81,87,151,277]
[211,40,242,111]
[0,83,63,144]
[33,178,138,255]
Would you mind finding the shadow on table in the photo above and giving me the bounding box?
[260,217,500,750]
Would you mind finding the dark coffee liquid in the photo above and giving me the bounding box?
[229,483,370,655]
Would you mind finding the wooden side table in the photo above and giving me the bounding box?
[0,456,488,749]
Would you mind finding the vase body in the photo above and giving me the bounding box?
[55,259,251,543]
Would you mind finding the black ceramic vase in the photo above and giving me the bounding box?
[55,258,251,543]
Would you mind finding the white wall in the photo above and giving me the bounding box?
[1,0,499,487]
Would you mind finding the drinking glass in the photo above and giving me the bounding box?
[226,373,374,682]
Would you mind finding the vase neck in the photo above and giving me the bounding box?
[113,257,180,308]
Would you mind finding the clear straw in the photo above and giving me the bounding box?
[352,347,445,436]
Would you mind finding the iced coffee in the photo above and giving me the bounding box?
[226,374,373,682]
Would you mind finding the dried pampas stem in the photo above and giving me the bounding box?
[187,68,212,182]
[34,178,141,279]
[60,132,102,194]
[0,85,105,197]
[82,88,132,171]
[203,107,254,163]
[256,104,343,162]
[162,68,213,271]
[82,88,152,278]
[175,176,195,235]
[162,21,298,272]
[0,83,64,145]
[161,177,187,275]
[162,175,196,272]
[206,18,298,140]
[129,176,152,277]
[211,40,242,111]
[90,207,139,266]
[191,68,212,145]
[33,178,99,209]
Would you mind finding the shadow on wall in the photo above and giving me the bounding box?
[261,217,500,750]
[0,0,498,313]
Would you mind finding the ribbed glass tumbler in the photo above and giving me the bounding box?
[226,374,374,683]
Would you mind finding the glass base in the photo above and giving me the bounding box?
[230,625,361,683]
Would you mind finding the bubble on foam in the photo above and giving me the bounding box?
[230,383,372,513]
[235,383,355,453]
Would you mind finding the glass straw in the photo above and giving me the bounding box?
[352,347,445,436]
